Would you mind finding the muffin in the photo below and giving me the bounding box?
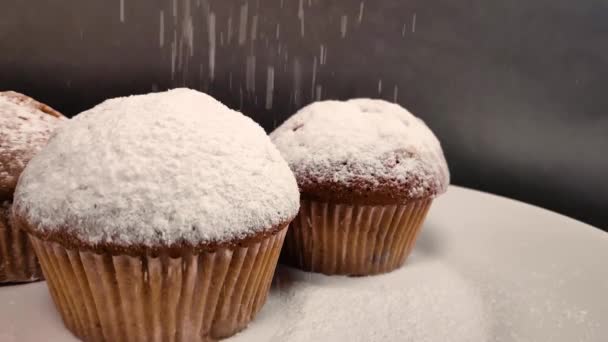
[271,99,449,276]
[0,91,66,282]
[12,88,300,341]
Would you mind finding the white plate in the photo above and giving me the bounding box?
[1,186,607,341]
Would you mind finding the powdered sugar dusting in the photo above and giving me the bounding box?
[14,88,300,246]
[230,261,488,341]
[271,99,449,199]
[0,92,66,195]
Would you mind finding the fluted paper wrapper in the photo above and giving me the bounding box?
[29,227,287,342]
[0,206,42,282]
[281,199,432,276]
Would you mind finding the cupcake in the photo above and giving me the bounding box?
[0,91,66,282]
[12,89,300,341]
[271,99,449,276]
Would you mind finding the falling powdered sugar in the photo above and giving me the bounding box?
[229,260,489,342]
[271,99,449,200]
[14,88,300,247]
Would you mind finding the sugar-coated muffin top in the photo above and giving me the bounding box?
[271,99,449,204]
[0,91,66,200]
[14,88,300,249]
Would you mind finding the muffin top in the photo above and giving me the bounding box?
[13,88,300,251]
[271,99,449,204]
[0,91,66,200]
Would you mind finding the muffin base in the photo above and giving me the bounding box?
[0,203,42,283]
[281,198,432,276]
[29,226,287,342]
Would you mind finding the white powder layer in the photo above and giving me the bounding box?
[0,93,65,191]
[271,99,449,198]
[14,88,300,246]
[230,260,488,341]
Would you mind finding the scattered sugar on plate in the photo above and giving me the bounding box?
[271,99,450,199]
[230,260,489,342]
[468,264,601,342]
[14,88,300,246]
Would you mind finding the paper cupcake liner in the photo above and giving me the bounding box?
[29,226,287,342]
[281,199,432,276]
[0,206,42,282]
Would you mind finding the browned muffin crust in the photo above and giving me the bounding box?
[12,209,294,257]
[298,173,443,205]
[0,91,65,200]
[0,91,64,118]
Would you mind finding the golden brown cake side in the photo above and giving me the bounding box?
[17,208,288,342]
[281,198,433,276]
[0,201,42,282]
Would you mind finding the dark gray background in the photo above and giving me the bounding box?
[1,0,606,229]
